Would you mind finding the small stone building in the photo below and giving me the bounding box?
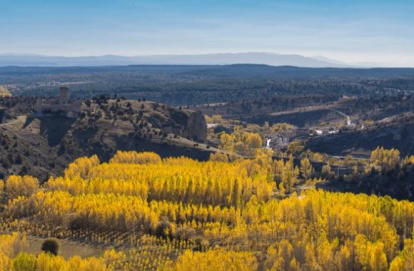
[35,87,81,118]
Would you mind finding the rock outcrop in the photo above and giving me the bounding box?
[0,97,210,181]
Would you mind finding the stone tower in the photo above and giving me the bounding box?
[59,87,70,105]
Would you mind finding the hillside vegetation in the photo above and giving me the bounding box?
[0,97,209,180]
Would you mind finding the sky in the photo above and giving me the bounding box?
[0,0,413,66]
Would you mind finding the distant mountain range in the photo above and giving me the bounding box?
[0,52,352,67]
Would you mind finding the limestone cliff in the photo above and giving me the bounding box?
[0,97,211,181]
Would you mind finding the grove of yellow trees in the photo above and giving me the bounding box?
[219,129,263,157]
[1,150,414,270]
[370,147,401,171]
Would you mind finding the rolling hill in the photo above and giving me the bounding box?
[0,52,346,67]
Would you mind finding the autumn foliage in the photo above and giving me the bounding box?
[1,150,414,270]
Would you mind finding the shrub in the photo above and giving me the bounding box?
[175,227,196,241]
[154,219,175,239]
[41,238,60,256]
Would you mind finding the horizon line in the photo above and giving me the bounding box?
[0,52,413,68]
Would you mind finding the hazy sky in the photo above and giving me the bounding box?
[1,0,413,66]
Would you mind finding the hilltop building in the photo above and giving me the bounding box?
[266,130,296,150]
[35,87,81,118]
[59,86,70,105]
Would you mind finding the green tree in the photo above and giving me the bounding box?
[12,253,36,271]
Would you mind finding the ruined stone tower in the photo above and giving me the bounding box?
[59,87,70,105]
